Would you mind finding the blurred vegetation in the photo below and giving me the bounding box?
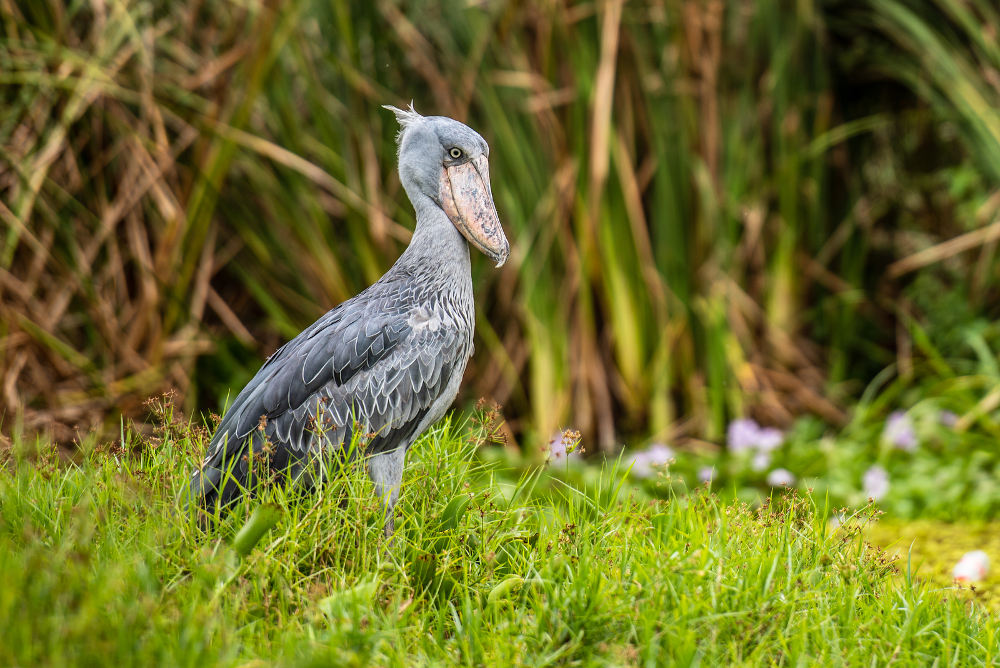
[1,0,999,454]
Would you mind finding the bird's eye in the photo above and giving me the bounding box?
[449,147,463,159]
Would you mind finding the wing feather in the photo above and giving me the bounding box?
[193,285,470,508]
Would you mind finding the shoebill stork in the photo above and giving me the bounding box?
[189,105,509,536]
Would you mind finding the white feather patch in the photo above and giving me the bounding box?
[382,102,425,147]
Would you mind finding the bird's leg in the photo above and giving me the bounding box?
[366,448,406,542]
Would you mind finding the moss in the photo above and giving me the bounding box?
[867,520,1000,611]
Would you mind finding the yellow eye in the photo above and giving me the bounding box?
[449,147,463,159]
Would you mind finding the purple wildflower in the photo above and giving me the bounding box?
[883,411,917,451]
[766,468,796,487]
[646,442,675,462]
[628,443,675,479]
[862,465,890,501]
[727,417,785,456]
[751,451,771,472]
[697,466,716,484]
[756,427,784,452]
[727,418,762,453]
[939,410,959,428]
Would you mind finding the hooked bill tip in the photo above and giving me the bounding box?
[494,245,510,268]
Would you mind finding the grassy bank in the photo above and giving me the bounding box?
[1,408,997,665]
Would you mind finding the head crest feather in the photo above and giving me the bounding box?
[382,102,424,147]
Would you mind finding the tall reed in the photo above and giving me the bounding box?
[1,0,997,454]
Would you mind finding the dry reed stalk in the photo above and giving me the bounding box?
[0,0,285,440]
[4,0,993,455]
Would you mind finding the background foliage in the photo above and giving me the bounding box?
[2,0,999,455]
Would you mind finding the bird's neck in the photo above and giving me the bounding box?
[395,193,471,282]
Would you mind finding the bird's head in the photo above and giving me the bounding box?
[384,104,510,268]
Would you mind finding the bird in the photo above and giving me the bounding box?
[189,104,509,536]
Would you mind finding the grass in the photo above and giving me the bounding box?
[1,401,998,666]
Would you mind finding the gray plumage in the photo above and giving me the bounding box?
[190,105,508,535]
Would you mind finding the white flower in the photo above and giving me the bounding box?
[862,465,889,501]
[953,551,990,583]
[697,466,715,484]
[766,468,796,487]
